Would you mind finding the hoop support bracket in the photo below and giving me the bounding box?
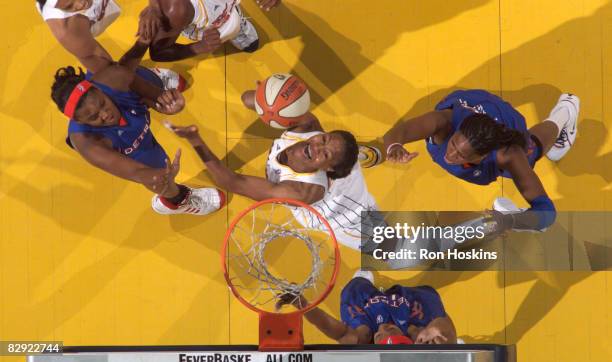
[258,312,304,351]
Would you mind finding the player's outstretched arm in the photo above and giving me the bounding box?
[166,122,325,203]
[277,295,371,344]
[493,146,556,231]
[382,110,452,163]
[69,133,180,195]
[46,17,113,73]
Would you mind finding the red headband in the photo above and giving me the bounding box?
[63,80,93,118]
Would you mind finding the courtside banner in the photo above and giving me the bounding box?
[359,211,611,271]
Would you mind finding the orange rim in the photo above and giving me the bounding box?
[221,198,341,316]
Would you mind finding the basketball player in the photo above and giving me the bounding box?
[145,0,282,62]
[165,90,381,250]
[50,34,224,216]
[383,90,580,232]
[279,270,457,345]
[36,0,183,89]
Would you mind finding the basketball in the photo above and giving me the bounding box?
[255,73,311,129]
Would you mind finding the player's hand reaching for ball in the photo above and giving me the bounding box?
[194,28,222,54]
[155,90,185,115]
[275,291,308,311]
[164,121,204,145]
[256,0,281,11]
[386,143,419,163]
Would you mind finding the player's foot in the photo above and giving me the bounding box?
[152,187,225,216]
[492,197,523,214]
[352,270,374,284]
[359,145,383,169]
[546,93,580,162]
[229,6,259,53]
[151,68,187,92]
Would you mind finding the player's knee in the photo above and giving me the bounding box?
[242,39,259,53]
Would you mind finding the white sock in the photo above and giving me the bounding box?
[546,106,571,137]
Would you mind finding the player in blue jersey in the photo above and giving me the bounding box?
[278,271,456,344]
[382,89,580,233]
[49,34,224,216]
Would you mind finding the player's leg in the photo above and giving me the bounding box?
[229,5,260,52]
[528,93,580,162]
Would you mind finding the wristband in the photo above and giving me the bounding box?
[386,143,404,156]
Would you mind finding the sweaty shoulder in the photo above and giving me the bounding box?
[91,64,134,92]
[495,144,526,168]
[279,179,326,205]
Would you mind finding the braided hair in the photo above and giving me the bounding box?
[51,66,88,115]
[459,113,527,155]
[327,130,358,180]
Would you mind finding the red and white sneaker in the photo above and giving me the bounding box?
[150,68,187,92]
[152,187,225,216]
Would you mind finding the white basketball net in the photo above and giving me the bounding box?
[225,201,337,313]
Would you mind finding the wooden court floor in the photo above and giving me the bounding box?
[0,1,610,361]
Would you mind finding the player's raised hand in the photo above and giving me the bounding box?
[275,291,308,311]
[386,143,419,163]
[195,27,222,54]
[415,326,448,344]
[137,6,162,42]
[256,0,281,11]
[136,151,181,195]
[164,120,203,142]
[155,89,185,115]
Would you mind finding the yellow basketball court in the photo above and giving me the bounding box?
[0,1,610,361]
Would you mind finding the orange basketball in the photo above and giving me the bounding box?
[255,74,311,129]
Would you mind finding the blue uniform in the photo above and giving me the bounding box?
[340,277,446,336]
[66,68,168,169]
[427,89,542,185]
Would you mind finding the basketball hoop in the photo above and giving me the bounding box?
[222,198,340,351]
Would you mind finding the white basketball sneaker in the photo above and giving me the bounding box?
[545,93,580,162]
[152,187,225,216]
[150,68,187,92]
[492,197,546,232]
[352,270,375,284]
[229,5,259,52]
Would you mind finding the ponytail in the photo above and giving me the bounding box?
[51,66,87,114]
[459,113,527,155]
